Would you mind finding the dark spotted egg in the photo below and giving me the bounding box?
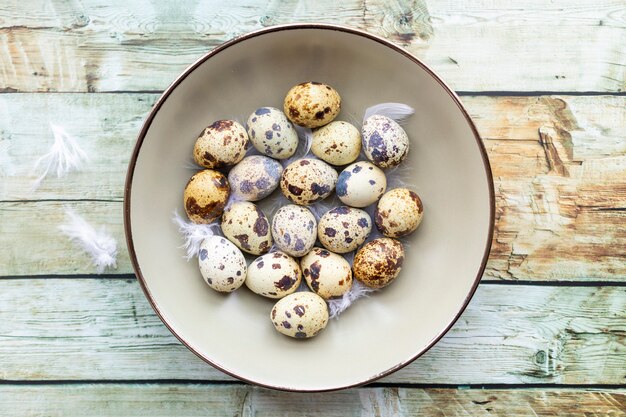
[193,120,248,169]
[336,161,386,208]
[353,238,405,289]
[280,158,338,206]
[301,247,352,300]
[284,82,341,128]
[246,251,301,299]
[198,236,247,293]
[246,107,298,159]
[311,120,361,166]
[362,115,409,168]
[228,155,283,202]
[220,202,272,255]
[376,188,424,238]
[271,205,317,257]
[183,169,230,224]
[270,291,329,338]
[317,206,372,253]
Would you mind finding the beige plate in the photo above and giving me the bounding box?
[124,24,494,392]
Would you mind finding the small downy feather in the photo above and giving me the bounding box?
[58,208,118,274]
[363,103,415,125]
[328,280,377,319]
[172,210,221,260]
[33,123,89,189]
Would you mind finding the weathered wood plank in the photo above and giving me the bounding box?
[0,201,132,276]
[1,94,624,280]
[0,279,623,384]
[0,0,624,92]
[1,384,625,417]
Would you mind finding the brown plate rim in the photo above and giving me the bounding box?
[123,22,495,392]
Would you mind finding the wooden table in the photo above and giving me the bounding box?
[1,1,624,415]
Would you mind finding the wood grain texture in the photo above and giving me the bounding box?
[1,385,625,417]
[0,0,624,92]
[0,279,623,384]
[1,94,624,280]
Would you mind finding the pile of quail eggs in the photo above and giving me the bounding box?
[183,82,424,340]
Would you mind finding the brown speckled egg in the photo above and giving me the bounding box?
[246,251,301,299]
[246,107,298,159]
[270,291,329,338]
[301,247,352,300]
[362,115,409,168]
[221,202,272,255]
[193,120,248,169]
[353,238,405,289]
[183,169,230,224]
[336,161,387,208]
[271,205,317,257]
[317,206,372,253]
[284,82,341,128]
[198,236,247,293]
[376,188,424,238]
[280,158,338,205]
[311,121,361,166]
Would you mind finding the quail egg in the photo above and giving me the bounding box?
[280,158,338,205]
[271,292,329,338]
[271,205,317,257]
[301,247,352,299]
[228,155,283,202]
[362,114,409,168]
[221,202,272,255]
[193,120,248,169]
[353,238,405,289]
[183,169,230,224]
[198,236,247,293]
[375,188,424,238]
[246,107,298,159]
[246,251,301,299]
[317,206,372,253]
[336,161,386,208]
[284,82,341,128]
[311,121,361,166]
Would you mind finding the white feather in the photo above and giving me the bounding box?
[363,103,415,124]
[58,208,118,274]
[33,123,89,189]
[172,210,221,260]
[328,280,377,319]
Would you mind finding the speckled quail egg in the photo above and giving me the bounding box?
[362,114,410,168]
[311,121,361,166]
[246,107,298,159]
[375,188,424,238]
[280,158,338,205]
[221,202,272,255]
[270,291,329,338]
[317,206,372,253]
[246,251,301,299]
[228,155,283,202]
[284,82,341,128]
[301,247,352,300]
[193,120,248,169]
[271,205,317,257]
[336,161,386,208]
[198,236,247,293]
[183,169,230,224]
[353,238,405,289]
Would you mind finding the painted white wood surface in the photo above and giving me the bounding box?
[1,385,625,417]
[0,279,623,384]
[0,0,623,92]
[1,95,624,280]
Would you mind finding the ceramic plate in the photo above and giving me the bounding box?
[124,24,494,391]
